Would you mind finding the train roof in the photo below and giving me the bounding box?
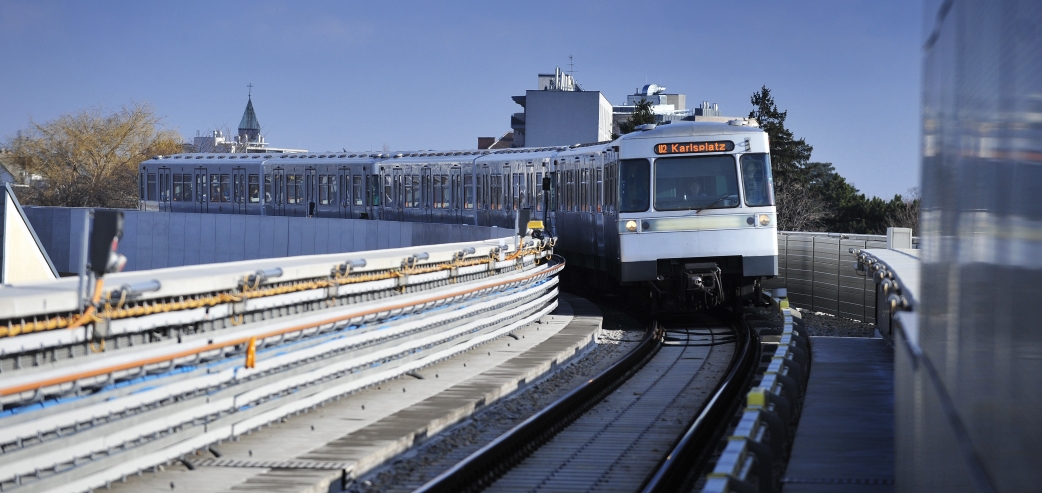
[618,120,764,141]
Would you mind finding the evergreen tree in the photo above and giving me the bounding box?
[749,86,813,183]
[618,99,656,135]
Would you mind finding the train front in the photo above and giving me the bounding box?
[614,120,778,308]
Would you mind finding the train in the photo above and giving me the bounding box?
[139,120,778,309]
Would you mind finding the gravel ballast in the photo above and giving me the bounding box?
[793,307,876,338]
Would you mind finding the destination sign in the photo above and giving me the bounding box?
[654,141,734,155]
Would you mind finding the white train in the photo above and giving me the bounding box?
[139,120,777,308]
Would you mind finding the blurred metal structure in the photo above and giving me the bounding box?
[909,0,1042,491]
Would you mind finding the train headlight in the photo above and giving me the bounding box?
[625,220,638,232]
[758,214,771,227]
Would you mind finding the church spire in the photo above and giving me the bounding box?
[238,85,260,142]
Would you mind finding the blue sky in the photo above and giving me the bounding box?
[0,0,921,199]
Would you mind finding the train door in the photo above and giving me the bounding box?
[194,168,207,212]
[362,167,374,220]
[580,156,595,256]
[421,166,432,222]
[232,167,246,214]
[478,165,491,227]
[305,168,317,217]
[338,167,351,218]
[392,167,404,221]
[272,168,285,216]
[451,166,462,223]
[158,167,172,212]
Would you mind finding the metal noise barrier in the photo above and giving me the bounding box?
[700,295,811,493]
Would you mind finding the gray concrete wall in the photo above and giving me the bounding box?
[24,208,506,274]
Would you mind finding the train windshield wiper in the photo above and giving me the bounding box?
[695,194,734,214]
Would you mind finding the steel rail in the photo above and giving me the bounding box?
[414,318,662,493]
[0,261,563,399]
[640,309,761,493]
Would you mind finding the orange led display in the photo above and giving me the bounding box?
[654,141,735,155]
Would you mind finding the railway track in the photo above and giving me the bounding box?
[416,309,761,493]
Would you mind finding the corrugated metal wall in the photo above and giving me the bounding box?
[762,232,916,323]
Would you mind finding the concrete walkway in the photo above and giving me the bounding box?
[783,337,894,492]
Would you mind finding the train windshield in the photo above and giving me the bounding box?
[619,159,650,212]
[654,155,739,211]
[741,153,774,206]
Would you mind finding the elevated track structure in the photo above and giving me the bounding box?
[0,235,560,493]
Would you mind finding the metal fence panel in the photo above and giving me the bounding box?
[767,232,919,323]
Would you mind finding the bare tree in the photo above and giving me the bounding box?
[886,187,920,235]
[9,103,183,208]
[775,178,829,232]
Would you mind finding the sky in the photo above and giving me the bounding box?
[0,0,921,200]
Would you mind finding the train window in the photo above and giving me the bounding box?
[432,175,443,209]
[221,174,231,202]
[147,173,157,201]
[595,168,603,212]
[233,174,242,203]
[464,174,474,209]
[512,173,521,211]
[490,174,502,210]
[196,174,206,202]
[294,174,303,204]
[619,159,650,213]
[172,174,183,202]
[160,173,170,202]
[353,175,364,206]
[249,174,260,203]
[412,175,421,208]
[383,175,393,208]
[654,155,739,212]
[404,175,414,208]
[741,154,775,207]
[139,173,146,200]
[210,174,219,202]
[319,175,330,205]
[535,172,543,212]
[287,175,297,204]
[329,174,337,204]
[440,174,449,209]
[264,175,272,203]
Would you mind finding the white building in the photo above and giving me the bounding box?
[510,68,613,147]
[612,84,739,133]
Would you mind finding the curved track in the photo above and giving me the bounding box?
[417,310,760,493]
